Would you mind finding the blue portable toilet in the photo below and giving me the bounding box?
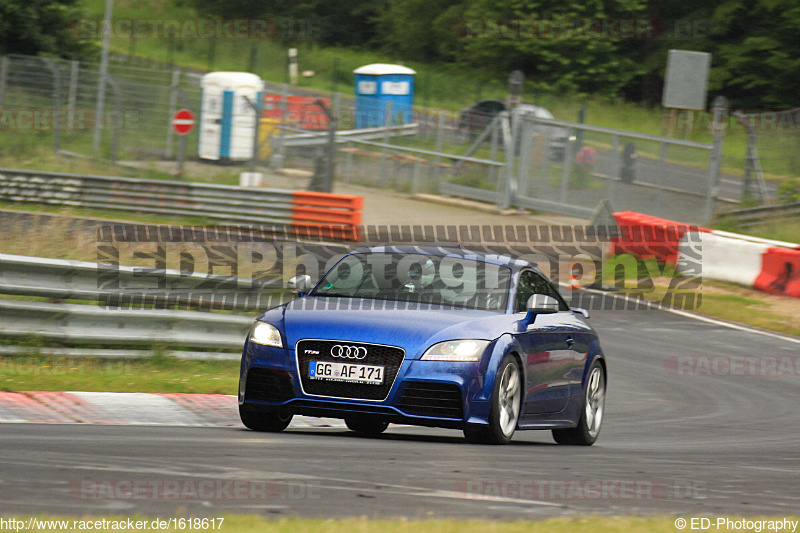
[353,64,416,129]
[198,72,263,162]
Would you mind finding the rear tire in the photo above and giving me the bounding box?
[552,360,605,446]
[345,416,389,437]
[239,404,293,432]
[463,354,521,445]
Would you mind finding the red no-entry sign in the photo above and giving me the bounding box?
[172,109,195,135]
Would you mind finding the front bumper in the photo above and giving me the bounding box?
[239,343,493,429]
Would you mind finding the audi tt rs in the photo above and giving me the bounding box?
[238,246,607,445]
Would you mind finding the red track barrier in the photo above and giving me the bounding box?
[612,211,710,264]
[754,247,800,297]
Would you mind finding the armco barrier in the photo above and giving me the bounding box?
[612,211,710,265]
[0,168,363,241]
[0,297,252,352]
[755,248,800,298]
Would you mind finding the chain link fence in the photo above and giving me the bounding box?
[734,109,800,203]
[0,54,206,162]
[512,113,730,224]
[1,53,750,224]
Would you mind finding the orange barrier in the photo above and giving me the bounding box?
[291,206,362,226]
[289,191,363,241]
[292,191,364,211]
[612,211,710,264]
[754,247,800,297]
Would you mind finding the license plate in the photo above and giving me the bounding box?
[309,361,384,385]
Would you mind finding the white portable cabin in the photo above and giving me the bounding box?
[198,72,264,162]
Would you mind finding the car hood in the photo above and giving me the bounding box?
[282,296,511,359]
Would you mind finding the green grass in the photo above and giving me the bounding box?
[712,217,800,244]
[595,255,799,337]
[0,353,239,394]
[699,292,767,307]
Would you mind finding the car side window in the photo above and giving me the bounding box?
[515,270,570,312]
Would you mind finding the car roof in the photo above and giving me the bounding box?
[349,245,534,270]
[513,104,554,118]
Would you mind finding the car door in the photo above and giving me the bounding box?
[514,270,575,414]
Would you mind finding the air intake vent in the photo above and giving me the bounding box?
[397,382,463,419]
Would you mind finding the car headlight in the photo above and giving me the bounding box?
[249,322,283,348]
[421,340,490,362]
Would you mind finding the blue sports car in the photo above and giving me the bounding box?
[239,245,606,445]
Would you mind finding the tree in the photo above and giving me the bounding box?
[708,0,800,108]
[375,0,467,62]
[189,0,388,47]
[619,0,800,109]
[0,0,91,58]
[457,0,648,96]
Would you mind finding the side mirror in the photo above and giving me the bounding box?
[288,275,312,296]
[525,294,559,323]
[572,307,590,319]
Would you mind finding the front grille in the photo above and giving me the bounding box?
[245,367,295,403]
[397,382,464,419]
[290,400,398,416]
[296,339,405,400]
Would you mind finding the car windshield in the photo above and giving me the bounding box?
[310,253,511,311]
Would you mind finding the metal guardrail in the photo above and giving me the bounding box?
[0,167,295,224]
[276,123,419,148]
[0,252,276,359]
[0,297,252,351]
[0,253,273,306]
[719,202,800,227]
[0,168,363,230]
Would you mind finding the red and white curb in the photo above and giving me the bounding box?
[0,391,346,428]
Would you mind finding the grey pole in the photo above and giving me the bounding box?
[92,0,114,157]
[242,95,262,173]
[500,111,514,209]
[0,56,9,109]
[559,129,574,205]
[178,132,186,175]
[379,101,393,187]
[609,133,619,205]
[166,69,181,159]
[67,61,79,132]
[172,87,191,177]
[703,96,728,224]
[108,77,122,163]
[44,59,62,154]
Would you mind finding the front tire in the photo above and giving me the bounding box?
[464,354,522,445]
[552,360,605,445]
[345,416,389,437]
[239,404,293,432]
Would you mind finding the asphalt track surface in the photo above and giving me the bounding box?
[2,298,799,520]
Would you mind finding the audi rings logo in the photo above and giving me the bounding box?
[330,345,368,360]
